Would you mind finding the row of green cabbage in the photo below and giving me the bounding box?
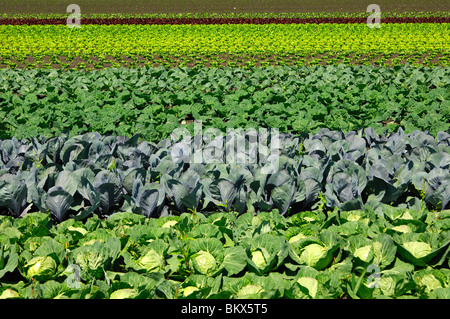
[1,202,449,299]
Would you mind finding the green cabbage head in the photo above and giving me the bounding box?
[402,242,433,259]
[180,286,200,297]
[0,289,20,299]
[299,244,329,269]
[138,249,165,272]
[251,249,270,270]
[25,256,57,280]
[192,250,217,275]
[354,245,373,262]
[236,284,264,299]
[110,289,138,299]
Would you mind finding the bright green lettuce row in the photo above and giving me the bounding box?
[0,23,448,68]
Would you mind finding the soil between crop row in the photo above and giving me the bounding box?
[1,17,449,25]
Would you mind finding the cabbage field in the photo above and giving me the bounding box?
[0,2,449,300]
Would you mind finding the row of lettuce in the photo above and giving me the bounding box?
[0,127,448,224]
[0,65,448,142]
[0,205,449,299]
[1,23,448,69]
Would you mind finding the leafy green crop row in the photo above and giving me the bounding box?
[0,23,448,69]
[0,205,449,299]
[0,65,448,141]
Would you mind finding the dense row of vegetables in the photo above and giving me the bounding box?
[2,11,449,20]
[3,17,449,25]
[1,23,448,69]
[0,205,449,299]
[1,65,448,141]
[0,128,448,224]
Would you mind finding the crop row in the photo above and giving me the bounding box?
[1,11,449,20]
[0,23,448,69]
[0,65,448,141]
[2,17,450,25]
[0,205,448,299]
[0,127,449,225]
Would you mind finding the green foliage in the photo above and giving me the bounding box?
[0,128,448,223]
[0,206,449,299]
[0,23,448,69]
[0,65,448,141]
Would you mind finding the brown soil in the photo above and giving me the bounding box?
[1,52,446,70]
